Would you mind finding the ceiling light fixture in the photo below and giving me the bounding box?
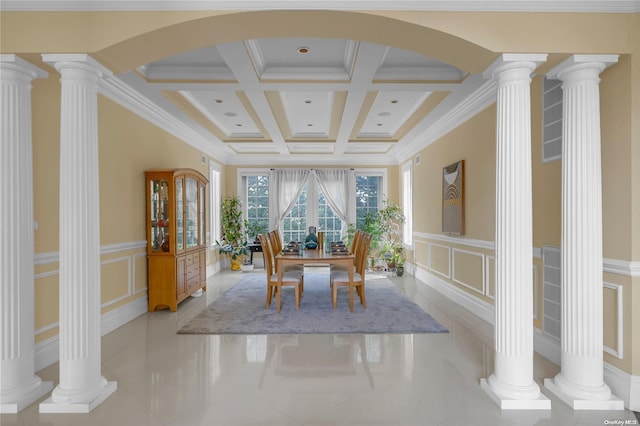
[297,47,310,54]
[224,112,237,117]
[391,100,399,104]
[214,99,223,104]
[304,100,312,104]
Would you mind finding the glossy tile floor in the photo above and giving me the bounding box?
[3,267,638,426]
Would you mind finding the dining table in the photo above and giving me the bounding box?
[275,248,355,311]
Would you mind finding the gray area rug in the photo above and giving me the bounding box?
[178,272,448,334]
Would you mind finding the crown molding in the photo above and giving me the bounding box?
[394,74,497,163]
[2,0,639,12]
[97,72,231,163]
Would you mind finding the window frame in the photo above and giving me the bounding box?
[209,161,222,248]
[237,168,387,237]
[401,161,413,248]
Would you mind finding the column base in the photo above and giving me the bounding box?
[544,378,624,410]
[481,378,551,410]
[0,380,53,413]
[39,381,117,413]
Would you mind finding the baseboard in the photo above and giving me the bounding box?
[101,296,148,336]
[35,296,148,372]
[415,265,494,325]
[415,266,639,410]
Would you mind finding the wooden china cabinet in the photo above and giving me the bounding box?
[145,169,208,312]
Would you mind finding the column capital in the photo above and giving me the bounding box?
[483,53,548,81]
[41,53,112,79]
[547,54,619,81]
[0,54,48,81]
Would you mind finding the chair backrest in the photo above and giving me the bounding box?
[268,230,283,255]
[258,233,275,278]
[354,232,373,276]
[350,229,363,255]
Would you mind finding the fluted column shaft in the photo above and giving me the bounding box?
[0,55,52,413]
[480,54,549,410]
[40,54,116,413]
[545,55,622,409]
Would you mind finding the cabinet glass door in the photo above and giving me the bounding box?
[150,179,170,252]
[176,178,184,252]
[199,183,206,246]
[186,177,198,249]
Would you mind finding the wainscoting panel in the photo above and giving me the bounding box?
[485,256,495,299]
[429,243,451,279]
[451,248,484,295]
[101,256,131,307]
[134,252,148,294]
[603,282,623,359]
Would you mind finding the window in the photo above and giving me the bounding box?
[402,162,413,246]
[282,181,342,243]
[542,77,563,163]
[245,174,269,238]
[209,163,221,246]
[355,173,383,229]
[239,168,386,243]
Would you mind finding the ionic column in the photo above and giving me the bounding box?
[0,55,53,413]
[544,55,624,410]
[39,54,116,413]
[480,54,550,409]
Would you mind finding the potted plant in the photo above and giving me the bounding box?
[395,253,406,276]
[216,196,248,271]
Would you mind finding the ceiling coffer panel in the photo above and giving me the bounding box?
[140,36,470,165]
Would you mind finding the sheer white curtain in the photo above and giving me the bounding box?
[268,169,310,231]
[314,169,356,235]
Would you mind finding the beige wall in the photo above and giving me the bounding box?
[31,73,213,344]
[413,106,496,241]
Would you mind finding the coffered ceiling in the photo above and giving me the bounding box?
[126,37,477,165]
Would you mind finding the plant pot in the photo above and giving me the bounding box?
[396,266,404,277]
[241,263,254,272]
[230,257,242,271]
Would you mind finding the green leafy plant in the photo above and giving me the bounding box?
[216,196,248,260]
[344,199,405,268]
[245,220,268,242]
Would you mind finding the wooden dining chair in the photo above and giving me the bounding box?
[331,229,363,273]
[330,232,372,312]
[269,229,305,277]
[258,233,303,313]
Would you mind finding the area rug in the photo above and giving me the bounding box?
[178,272,448,334]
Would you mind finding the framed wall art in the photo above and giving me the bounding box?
[442,160,464,235]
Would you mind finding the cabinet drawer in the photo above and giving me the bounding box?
[187,275,202,292]
[186,263,200,280]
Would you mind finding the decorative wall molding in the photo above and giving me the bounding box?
[5,0,639,12]
[415,232,494,251]
[98,75,229,163]
[35,296,147,371]
[34,240,147,264]
[415,265,494,325]
[603,282,624,359]
[414,232,639,277]
[415,267,638,410]
[604,258,640,278]
[428,243,452,279]
[451,247,485,295]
